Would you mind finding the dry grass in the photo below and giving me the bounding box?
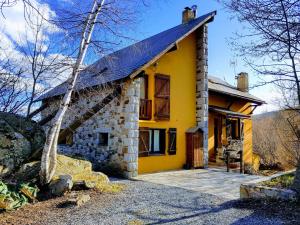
[261,173,295,189]
[95,183,125,194]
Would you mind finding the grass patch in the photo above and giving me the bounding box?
[262,173,295,189]
[95,183,125,194]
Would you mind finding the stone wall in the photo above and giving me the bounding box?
[196,24,209,167]
[240,170,297,200]
[42,79,140,178]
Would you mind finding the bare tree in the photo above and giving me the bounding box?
[0,59,28,113]
[223,0,300,195]
[39,0,106,185]
[0,13,70,116]
[0,0,149,184]
[18,17,71,117]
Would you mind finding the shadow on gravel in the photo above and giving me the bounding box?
[128,198,300,225]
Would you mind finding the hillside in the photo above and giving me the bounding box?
[252,109,299,170]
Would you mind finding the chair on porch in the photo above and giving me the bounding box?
[224,147,243,173]
[221,140,244,173]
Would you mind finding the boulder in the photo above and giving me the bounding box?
[13,153,109,193]
[49,174,73,196]
[55,155,109,190]
[0,112,45,177]
[14,161,41,183]
[54,154,93,179]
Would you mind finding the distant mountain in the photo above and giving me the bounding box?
[253,110,280,120]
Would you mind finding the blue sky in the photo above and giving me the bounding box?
[128,0,279,113]
[0,0,279,113]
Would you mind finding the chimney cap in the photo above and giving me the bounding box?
[182,5,197,24]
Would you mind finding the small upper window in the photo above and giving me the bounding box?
[140,74,148,99]
[99,133,109,146]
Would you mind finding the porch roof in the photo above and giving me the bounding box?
[209,106,251,119]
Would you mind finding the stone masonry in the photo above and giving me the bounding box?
[196,24,209,167]
[42,78,140,178]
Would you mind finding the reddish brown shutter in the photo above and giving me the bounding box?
[139,127,149,157]
[154,74,170,120]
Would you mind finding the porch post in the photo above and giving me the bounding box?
[196,24,209,168]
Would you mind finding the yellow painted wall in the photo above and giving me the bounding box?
[208,92,254,166]
[138,33,255,174]
[138,33,197,174]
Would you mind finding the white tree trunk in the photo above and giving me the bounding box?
[40,0,105,185]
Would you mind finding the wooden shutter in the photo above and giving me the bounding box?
[139,127,150,157]
[154,74,170,120]
[168,128,177,155]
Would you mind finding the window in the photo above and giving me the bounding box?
[226,119,243,140]
[139,128,166,156]
[154,74,170,120]
[99,132,109,146]
[168,128,177,155]
[58,129,73,145]
[140,74,148,99]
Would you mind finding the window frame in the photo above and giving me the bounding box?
[140,74,149,100]
[58,129,73,146]
[99,132,109,146]
[138,127,166,157]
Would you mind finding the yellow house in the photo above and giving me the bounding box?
[37,8,264,178]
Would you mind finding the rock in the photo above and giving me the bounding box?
[0,112,45,178]
[14,161,41,183]
[54,154,93,179]
[75,194,90,207]
[54,154,109,191]
[49,174,73,196]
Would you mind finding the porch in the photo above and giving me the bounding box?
[135,168,262,200]
[208,106,251,172]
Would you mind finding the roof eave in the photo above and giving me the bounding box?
[209,89,266,105]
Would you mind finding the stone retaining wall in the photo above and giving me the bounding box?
[240,170,297,200]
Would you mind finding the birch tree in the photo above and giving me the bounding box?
[39,0,105,185]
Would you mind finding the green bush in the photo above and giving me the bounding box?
[0,181,38,211]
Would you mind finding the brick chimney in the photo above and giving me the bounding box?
[236,72,249,92]
[182,6,197,23]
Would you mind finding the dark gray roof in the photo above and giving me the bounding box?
[209,106,251,118]
[37,11,217,101]
[208,76,265,104]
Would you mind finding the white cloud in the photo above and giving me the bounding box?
[251,85,281,114]
[0,1,71,111]
[0,0,58,46]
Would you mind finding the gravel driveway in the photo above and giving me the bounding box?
[40,179,298,225]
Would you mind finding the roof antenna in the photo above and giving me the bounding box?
[230,58,237,76]
[191,5,197,17]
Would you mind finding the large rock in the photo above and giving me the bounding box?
[0,113,45,177]
[49,174,73,196]
[55,154,109,189]
[13,154,109,191]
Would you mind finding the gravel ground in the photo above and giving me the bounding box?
[1,179,299,225]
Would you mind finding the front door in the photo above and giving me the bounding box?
[193,132,203,168]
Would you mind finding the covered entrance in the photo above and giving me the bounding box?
[208,106,251,173]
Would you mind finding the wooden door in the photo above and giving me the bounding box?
[186,131,204,168]
[193,132,203,168]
